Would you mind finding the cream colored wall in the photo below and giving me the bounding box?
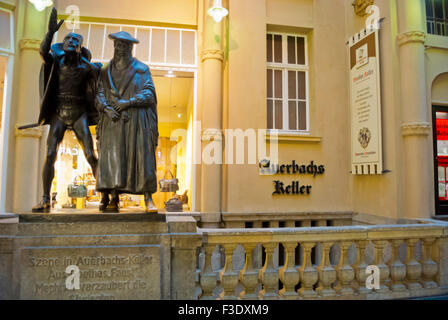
[266,0,313,28]
[344,0,404,220]
[56,0,197,25]
[222,0,431,218]
[224,0,351,213]
[432,72,448,102]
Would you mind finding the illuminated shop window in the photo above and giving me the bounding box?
[0,7,14,132]
[266,33,308,132]
[426,0,448,36]
[52,22,197,211]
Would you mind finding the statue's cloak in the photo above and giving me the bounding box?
[96,58,158,195]
[38,43,100,126]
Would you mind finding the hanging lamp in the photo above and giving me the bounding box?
[207,0,228,23]
[29,0,53,12]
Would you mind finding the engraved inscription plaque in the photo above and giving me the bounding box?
[20,245,160,300]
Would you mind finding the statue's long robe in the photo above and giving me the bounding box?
[96,58,158,195]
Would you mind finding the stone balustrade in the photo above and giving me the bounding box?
[220,212,354,229]
[196,220,448,300]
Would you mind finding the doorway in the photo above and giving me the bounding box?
[0,55,7,130]
[0,55,10,212]
[433,106,448,215]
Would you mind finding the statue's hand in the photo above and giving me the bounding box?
[105,106,120,122]
[48,8,64,35]
[113,99,131,113]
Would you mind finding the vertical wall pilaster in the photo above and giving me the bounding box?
[12,3,47,212]
[199,0,225,227]
[397,0,432,219]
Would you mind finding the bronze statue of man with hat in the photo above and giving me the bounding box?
[96,31,159,213]
[32,8,101,212]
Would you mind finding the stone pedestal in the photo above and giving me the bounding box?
[0,212,200,300]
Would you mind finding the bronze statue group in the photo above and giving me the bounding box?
[32,8,158,213]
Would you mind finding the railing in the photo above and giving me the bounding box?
[220,212,353,229]
[196,221,448,300]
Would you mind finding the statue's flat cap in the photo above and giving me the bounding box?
[108,31,140,44]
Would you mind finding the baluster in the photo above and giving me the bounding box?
[200,245,217,300]
[405,239,422,290]
[301,220,311,227]
[239,243,259,300]
[335,241,355,295]
[316,242,337,297]
[422,238,438,289]
[389,240,406,292]
[373,240,390,293]
[279,242,299,299]
[219,244,239,300]
[259,243,279,300]
[355,240,369,295]
[298,242,318,298]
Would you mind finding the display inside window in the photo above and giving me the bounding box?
[436,113,448,201]
[50,71,195,212]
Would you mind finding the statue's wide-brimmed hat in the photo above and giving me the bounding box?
[108,31,140,44]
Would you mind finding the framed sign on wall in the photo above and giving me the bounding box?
[348,28,383,175]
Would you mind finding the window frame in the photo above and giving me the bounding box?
[55,21,197,70]
[0,7,14,56]
[267,32,310,133]
[426,0,448,36]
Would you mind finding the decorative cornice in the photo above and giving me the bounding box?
[352,0,374,17]
[200,49,224,62]
[397,31,426,47]
[19,39,41,52]
[15,125,43,139]
[401,122,431,136]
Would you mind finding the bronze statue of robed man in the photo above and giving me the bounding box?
[96,31,159,213]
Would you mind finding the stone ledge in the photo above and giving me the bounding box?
[397,31,426,46]
[166,215,198,233]
[265,131,322,143]
[18,211,166,223]
[401,122,432,136]
[15,125,43,139]
[222,211,353,222]
[0,213,18,220]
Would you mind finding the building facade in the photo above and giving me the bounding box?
[0,0,445,222]
[2,0,448,301]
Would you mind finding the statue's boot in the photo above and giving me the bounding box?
[32,196,51,213]
[106,193,119,212]
[99,193,110,212]
[145,193,157,213]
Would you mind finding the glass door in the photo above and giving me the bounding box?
[433,107,448,215]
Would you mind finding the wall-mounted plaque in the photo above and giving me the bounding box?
[348,28,383,175]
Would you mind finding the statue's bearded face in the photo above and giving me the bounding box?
[114,40,132,57]
[63,33,83,53]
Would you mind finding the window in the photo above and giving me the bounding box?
[55,22,197,68]
[0,8,14,55]
[426,0,448,36]
[266,32,308,132]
